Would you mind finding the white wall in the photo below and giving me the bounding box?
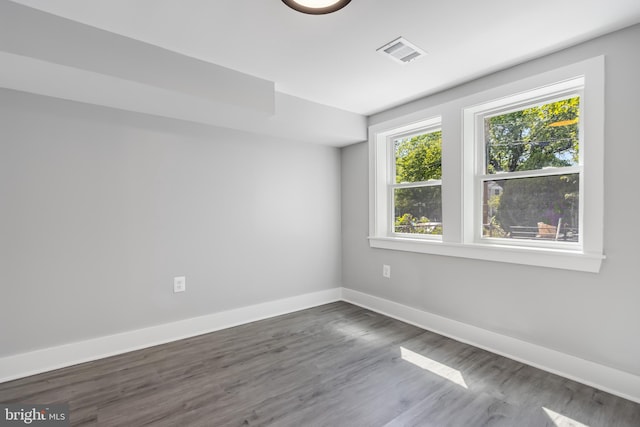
[0,89,342,357]
[341,24,640,377]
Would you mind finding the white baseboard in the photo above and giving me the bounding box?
[3,286,638,405]
[342,287,640,404]
[0,287,342,384]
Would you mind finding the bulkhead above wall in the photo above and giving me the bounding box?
[0,1,366,146]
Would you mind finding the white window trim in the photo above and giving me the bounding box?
[465,79,584,251]
[369,56,605,273]
[375,117,443,241]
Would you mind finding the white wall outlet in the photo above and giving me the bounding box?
[382,264,391,279]
[173,276,186,293]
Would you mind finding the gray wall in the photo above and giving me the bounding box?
[341,24,640,376]
[0,89,342,357]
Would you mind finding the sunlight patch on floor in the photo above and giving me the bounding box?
[400,346,468,389]
[542,407,590,427]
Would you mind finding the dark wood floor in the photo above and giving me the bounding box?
[1,302,638,426]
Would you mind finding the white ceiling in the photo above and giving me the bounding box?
[9,0,640,115]
[2,1,639,147]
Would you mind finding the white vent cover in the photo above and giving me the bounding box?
[377,37,426,64]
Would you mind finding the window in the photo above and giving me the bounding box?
[472,87,583,248]
[392,127,442,237]
[370,116,442,242]
[369,57,604,272]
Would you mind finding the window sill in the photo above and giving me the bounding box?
[368,237,604,273]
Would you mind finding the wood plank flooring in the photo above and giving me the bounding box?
[1,302,638,426]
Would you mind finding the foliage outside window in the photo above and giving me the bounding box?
[392,130,442,236]
[481,96,581,244]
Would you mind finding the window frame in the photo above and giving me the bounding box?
[389,125,443,240]
[370,115,442,241]
[469,84,584,251]
[369,56,604,273]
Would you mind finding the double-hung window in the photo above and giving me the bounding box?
[468,81,583,249]
[370,116,443,243]
[392,126,442,238]
[369,57,604,272]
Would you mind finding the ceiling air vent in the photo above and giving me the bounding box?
[377,37,426,64]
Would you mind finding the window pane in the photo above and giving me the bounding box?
[485,97,580,174]
[395,130,442,183]
[394,186,442,235]
[482,174,579,241]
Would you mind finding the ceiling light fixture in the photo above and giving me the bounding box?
[282,0,351,15]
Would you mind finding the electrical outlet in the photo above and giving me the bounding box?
[382,264,391,279]
[174,276,186,293]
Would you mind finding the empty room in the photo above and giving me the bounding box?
[1,0,639,426]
